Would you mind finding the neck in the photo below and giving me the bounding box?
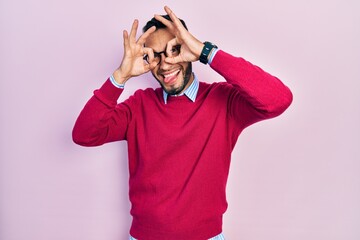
[177,72,194,95]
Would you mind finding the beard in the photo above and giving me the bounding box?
[153,63,192,95]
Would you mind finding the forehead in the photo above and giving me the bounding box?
[144,28,175,51]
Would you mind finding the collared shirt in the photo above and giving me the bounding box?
[109,73,199,105]
[162,74,199,104]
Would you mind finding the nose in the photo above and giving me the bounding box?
[158,52,172,70]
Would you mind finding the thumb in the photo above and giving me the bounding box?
[164,55,183,64]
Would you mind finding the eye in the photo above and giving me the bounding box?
[171,45,181,55]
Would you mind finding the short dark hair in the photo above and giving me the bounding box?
[142,15,188,32]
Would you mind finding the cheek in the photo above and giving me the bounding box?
[181,62,190,69]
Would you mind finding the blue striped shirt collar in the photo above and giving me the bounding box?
[163,74,199,104]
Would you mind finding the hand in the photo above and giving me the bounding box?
[113,20,157,84]
[154,6,204,64]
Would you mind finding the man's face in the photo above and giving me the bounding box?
[145,28,193,95]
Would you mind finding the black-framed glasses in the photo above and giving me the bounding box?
[143,45,181,65]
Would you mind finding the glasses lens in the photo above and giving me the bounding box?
[143,54,161,65]
[172,45,181,57]
[153,53,161,65]
[144,46,181,65]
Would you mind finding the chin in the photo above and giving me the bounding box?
[158,75,185,95]
[164,83,185,95]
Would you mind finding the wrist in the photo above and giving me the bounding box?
[110,75,125,88]
[199,41,218,64]
[112,69,129,85]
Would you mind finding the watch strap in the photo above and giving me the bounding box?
[199,41,218,64]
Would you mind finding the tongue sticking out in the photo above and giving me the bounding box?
[163,71,179,83]
[164,75,177,83]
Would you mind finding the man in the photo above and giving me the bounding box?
[73,6,293,240]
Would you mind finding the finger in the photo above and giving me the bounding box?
[165,55,182,64]
[129,19,139,43]
[147,60,158,71]
[123,30,130,49]
[165,38,182,64]
[144,62,157,72]
[165,38,179,56]
[143,57,158,72]
[137,26,156,45]
[153,15,175,31]
[143,47,154,62]
[163,6,184,30]
[143,48,158,69]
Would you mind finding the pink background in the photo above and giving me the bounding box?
[1,0,359,239]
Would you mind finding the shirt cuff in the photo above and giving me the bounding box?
[109,75,125,88]
[208,48,219,65]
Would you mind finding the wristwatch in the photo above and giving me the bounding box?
[199,41,218,64]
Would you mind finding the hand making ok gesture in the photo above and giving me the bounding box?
[113,20,157,84]
[154,6,205,64]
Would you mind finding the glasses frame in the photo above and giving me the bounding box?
[143,45,181,65]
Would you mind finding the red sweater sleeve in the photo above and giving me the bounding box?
[210,50,293,128]
[72,79,132,146]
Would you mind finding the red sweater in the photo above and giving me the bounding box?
[73,50,292,239]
